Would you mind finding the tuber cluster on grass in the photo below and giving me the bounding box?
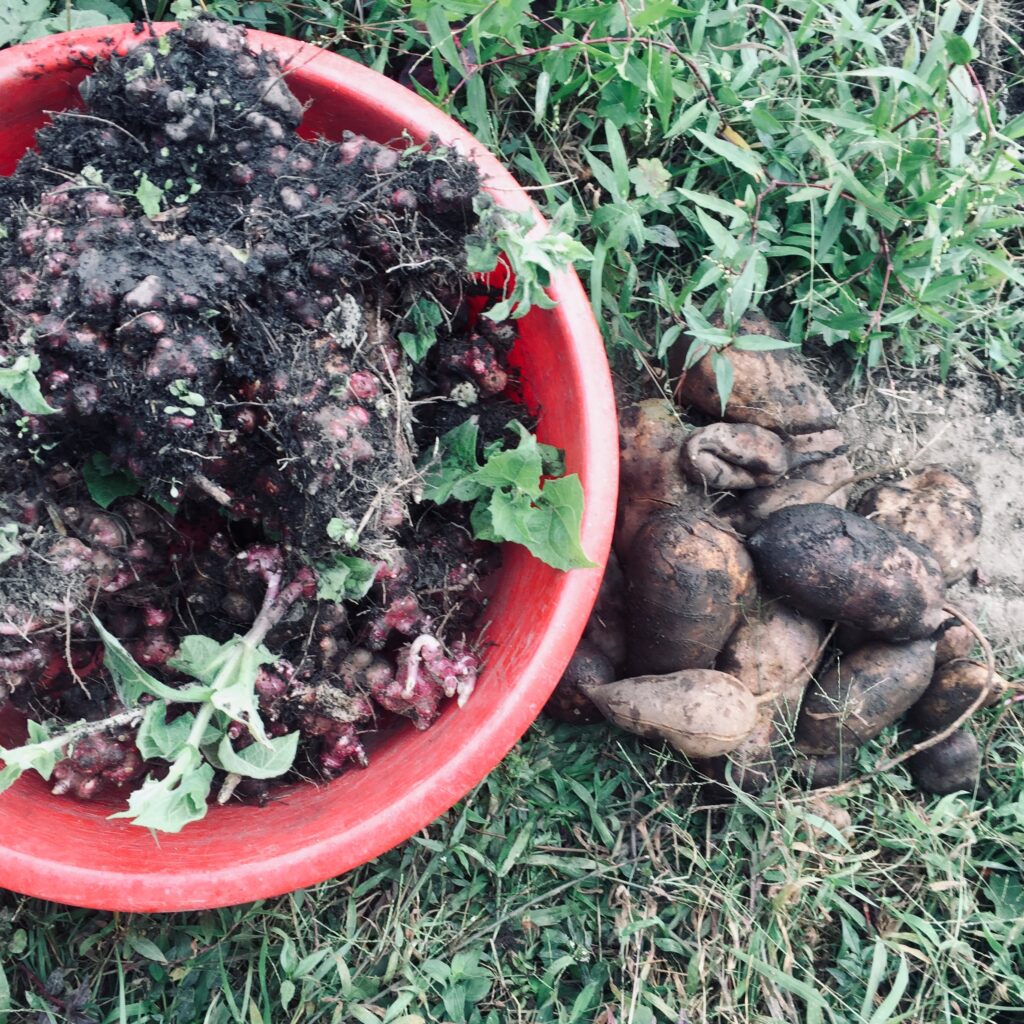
[548,309,1003,800]
[0,19,593,832]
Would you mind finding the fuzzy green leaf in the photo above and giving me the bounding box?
[82,453,142,509]
[110,750,214,832]
[315,555,379,603]
[134,173,164,218]
[170,635,275,744]
[946,35,975,65]
[214,731,299,780]
[629,157,672,198]
[0,354,58,415]
[0,524,22,567]
[397,298,444,362]
[92,615,212,705]
[135,705,203,761]
[422,419,485,504]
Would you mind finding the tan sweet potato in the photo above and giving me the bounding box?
[624,511,756,674]
[582,550,628,669]
[855,467,982,584]
[582,669,758,757]
[543,640,615,724]
[676,310,838,434]
[615,398,701,560]
[748,503,947,640]
[679,423,788,491]
[908,730,980,795]
[796,639,936,755]
[907,659,1006,732]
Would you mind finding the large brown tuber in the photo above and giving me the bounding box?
[676,310,838,434]
[907,659,1007,732]
[908,730,980,795]
[624,511,756,675]
[747,503,946,641]
[581,551,628,670]
[855,467,982,584]
[615,398,701,560]
[543,640,615,724]
[796,639,935,755]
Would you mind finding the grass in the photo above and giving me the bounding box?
[1,1,1024,1021]
[2,709,1023,1022]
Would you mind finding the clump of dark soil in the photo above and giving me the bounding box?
[0,18,533,813]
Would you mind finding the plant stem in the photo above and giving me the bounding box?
[40,707,145,754]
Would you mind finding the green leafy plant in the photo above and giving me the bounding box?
[0,352,57,415]
[0,0,129,48]
[466,198,592,321]
[422,418,594,572]
[81,452,142,509]
[0,586,303,833]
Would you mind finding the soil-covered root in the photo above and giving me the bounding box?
[907,729,980,795]
[935,622,976,664]
[679,422,788,491]
[725,430,853,535]
[854,466,982,584]
[614,398,701,561]
[796,639,936,755]
[623,511,756,675]
[907,659,1007,732]
[581,669,758,758]
[542,639,615,724]
[716,594,826,705]
[675,310,838,434]
[747,503,947,641]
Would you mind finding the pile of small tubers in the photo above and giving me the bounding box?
[547,310,1005,797]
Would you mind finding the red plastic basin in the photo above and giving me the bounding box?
[0,24,617,911]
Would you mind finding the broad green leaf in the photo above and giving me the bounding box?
[711,349,735,414]
[315,554,379,603]
[134,173,164,218]
[629,157,671,198]
[171,636,275,744]
[725,259,759,329]
[469,423,544,497]
[0,0,49,48]
[136,704,199,761]
[604,120,631,200]
[111,752,214,832]
[92,615,212,705]
[0,353,58,415]
[421,419,484,504]
[125,933,168,963]
[397,298,444,362]
[81,453,141,509]
[526,475,596,572]
[731,334,800,352]
[0,524,22,566]
[945,35,974,66]
[215,731,299,780]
